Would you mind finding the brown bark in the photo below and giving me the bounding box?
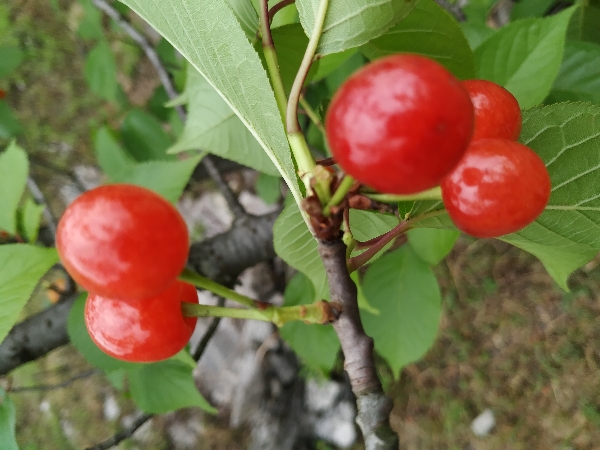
[318,239,398,449]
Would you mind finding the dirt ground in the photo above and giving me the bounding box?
[393,239,600,449]
[3,1,600,449]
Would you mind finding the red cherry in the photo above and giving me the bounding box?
[0,89,6,99]
[85,281,198,362]
[441,139,551,238]
[462,79,522,141]
[325,54,474,195]
[56,184,189,300]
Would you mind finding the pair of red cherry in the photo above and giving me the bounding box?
[57,185,197,362]
[325,54,551,238]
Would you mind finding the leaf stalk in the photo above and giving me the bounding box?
[348,209,448,271]
[259,0,289,122]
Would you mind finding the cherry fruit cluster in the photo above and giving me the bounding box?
[57,184,196,362]
[325,54,551,238]
[441,80,551,238]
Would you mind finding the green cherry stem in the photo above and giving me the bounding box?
[364,186,443,203]
[179,267,261,309]
[299,95,325,134]
[347,209,448,272]
[288,132,317,178]
[283,0,329,186]
[182,300,338,328]
[259,0,288,123]
[259,0,316,190]
[286,0,329,134]
[182,303,268,321]
[268,0,295,23]
[323,174,355,216]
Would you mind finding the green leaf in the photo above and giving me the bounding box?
[296,0,418,55]
[501,239,590,292]
[498,102,600,290]
[119,0,301,208]
[77,0,105,40]
[361,246,441,374]
[510,0,554,19]
[462,0,496,23]
[407,228,459,266]
[280,273,340,372]
[148,86,172,122]
[255,173,282,205]
[121,109,174,161]
[169,109,185,137]
[567,4,600,45]
[67,293,140,372]
[0,245,58,343]
[0,389,18,450]
[273,203,328,300]
[546,40,600,105]
[84,40,119,101]
[349,209,397,242]
[225,0,259,40]
[127,359,216,414]
[360,0,475,80]
[95,125,200,202]
[20,197,44,243]
[94,126,135,180]
[324,52,366,93]
[348,210,398,263]
[168,67,278,175]
[351,271,378,315]
[311,48,357,82]
[116,156,203,203]
[0,46,24,78]
[474,7,576,109]
[0,142,28,235]
[105,369,126,390]
[155,38,181,72]
[460,23,496,51]
[0,100,22,139]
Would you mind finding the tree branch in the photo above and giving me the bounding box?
[192,298,225,361]
[0,211,280,376]
[85,413,154,450]
[0,295,76,375]
[318,238,398,450]
[9,369,99,392]
[91,0,246,219]
[26,176,57,242]
[187,211,280,286]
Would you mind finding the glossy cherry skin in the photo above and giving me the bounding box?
[441,139,551,238]
[56,184,189,300]
[85,281,198,362]
[325,54,474,194]
[462,79,522,141]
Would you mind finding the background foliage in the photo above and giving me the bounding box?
[2,0,600,448]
